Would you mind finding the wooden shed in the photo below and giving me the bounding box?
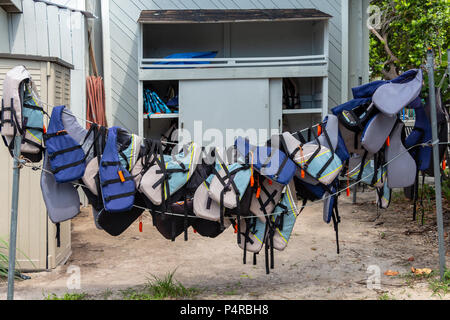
[0,0,91,271]
[101,0,371,141]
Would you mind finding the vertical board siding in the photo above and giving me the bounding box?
[22,0,38,55]
[47,5,62,59]
[9,12,25,54]
[59,9,73,64]
[7,0,88,129]
[35,2,50,57]
[107,0,343,132]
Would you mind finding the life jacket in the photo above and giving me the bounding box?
[424,87,449,177]
[41,152,81,224]
[139,142,202,206]
[405,97,432,172]
[44,106,95,183]
[270,180,300,251]
[278,130,343,186]
[239,180,300,274]
[361,112,398,154]
[207,151,252,240]
[385,121,417,188]
[376,181,392,209]
[373,69,423,116]
[347,153,387,188]
[99,126,136,213]
[1,66,45,162]
[322,188,341,254]
[351,69,422,100]
[41,108,97,223]
[249,176,284,222]
[333,101,378,156]
[97,193,146,237]
[81,127,148,237]
[234,136,297,186]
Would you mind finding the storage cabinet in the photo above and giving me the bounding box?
[138,9,331,148]
[0,55,73,271]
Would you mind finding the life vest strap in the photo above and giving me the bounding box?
[52,159,85,174]
[101,161,122,167]
[48,145,82,160]
[101,175,135,187]
[104,191,136,202]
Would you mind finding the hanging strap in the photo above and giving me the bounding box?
[331,196,341,254]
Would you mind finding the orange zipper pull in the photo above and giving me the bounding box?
[346,171,351,197]
[139,216,143,233]
[317,125,322,136]
[250,151,255,187]
[43,124,47,134]
[443,155,447,171]
[301,169,306,179]
[118,170,125,183]
[386,136,390,147]
[234,224,238,234]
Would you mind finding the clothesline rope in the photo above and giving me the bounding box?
[28,97,447,221]
[16,140,444,221]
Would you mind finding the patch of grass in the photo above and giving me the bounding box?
[397,270,435,288]
[378,293,396,300]
[429,269,450,297]
[121,270,200,300]
[102,288,113,300]
[0,238,35,280]
[45,293,88,300]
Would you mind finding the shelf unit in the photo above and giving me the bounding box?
[137,9,331,145]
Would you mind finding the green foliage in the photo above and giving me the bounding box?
[45,293,88,300]
[0,238,34,280]
[429,269,450,297]
[378,293,396,300]
[120,270,199,300]
[369,0,449,100]
[0,238,10,279]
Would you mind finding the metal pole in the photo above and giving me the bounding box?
[426,49,447,280]
[7,135,22,300]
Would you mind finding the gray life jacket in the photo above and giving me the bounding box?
[1,66,45,162]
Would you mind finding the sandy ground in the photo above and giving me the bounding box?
[1,188,449,300]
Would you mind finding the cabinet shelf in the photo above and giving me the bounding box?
[283,109,323,115]
[145,113,179,119]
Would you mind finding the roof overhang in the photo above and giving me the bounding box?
[138,9,332,24]
[0,0,23,13]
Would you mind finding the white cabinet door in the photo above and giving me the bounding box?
[180,78,279,149]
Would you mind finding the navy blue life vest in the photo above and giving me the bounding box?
[405,98,432,171]
[44,106,88,183]
[100,127,136,213]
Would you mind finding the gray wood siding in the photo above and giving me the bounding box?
[107,0,343,132]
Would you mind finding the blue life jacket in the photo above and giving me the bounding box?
[100,127,136,213]
[44,106,88,183]
[235,137,297,185]
[351,69,420,99]
[405,98,432,171]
